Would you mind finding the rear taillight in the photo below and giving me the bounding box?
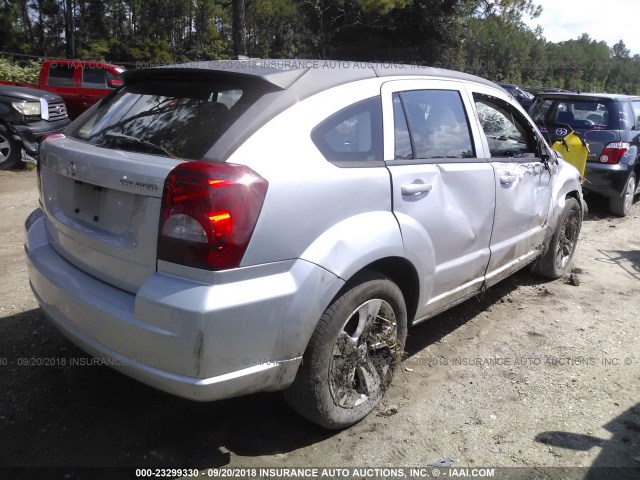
[158,161,268,271]
[599,142,630,164]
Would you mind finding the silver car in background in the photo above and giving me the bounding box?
[25,61,583,429]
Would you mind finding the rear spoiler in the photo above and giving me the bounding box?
[122,61,309,90]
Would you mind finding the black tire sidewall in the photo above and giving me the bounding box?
[624,173,636,215]
[542,197,582,278]
[609,172,636,216]
[303,274,407,429]
[0,126,20,170]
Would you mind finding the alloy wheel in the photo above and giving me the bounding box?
[555,207,580,270]
[329,299,399,409]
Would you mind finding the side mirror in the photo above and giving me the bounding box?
[535,135,556,163]
[107,78,124,88]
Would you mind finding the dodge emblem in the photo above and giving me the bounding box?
[555,128,569,136]
[70,161,77,177]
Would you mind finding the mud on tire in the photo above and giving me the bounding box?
[283,271,407,429]
[533,197,582,279]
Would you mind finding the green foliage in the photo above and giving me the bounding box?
[357,0,410,14]
[461,15,640,94]
[1,0,639,94]
[76,40,111,60]
[0,57,41,83]
[247,0,308,58]
[476,0,542,21]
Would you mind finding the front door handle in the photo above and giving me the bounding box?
[499,174,518,185]
[401,183,433,195]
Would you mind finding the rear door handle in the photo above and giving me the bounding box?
[401,183,433,195]
[499,174,518,185]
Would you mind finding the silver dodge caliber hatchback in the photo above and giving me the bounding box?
[26,61,584,429]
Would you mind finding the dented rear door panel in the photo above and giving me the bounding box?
[381,79,495,320]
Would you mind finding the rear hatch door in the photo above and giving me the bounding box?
[40,141,173,293]
[532,95,621,161]
[39,69,283,293]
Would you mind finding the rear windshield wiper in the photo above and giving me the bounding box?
[103,132,182,160]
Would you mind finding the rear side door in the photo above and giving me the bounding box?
[381,80,496,320]
[466,86,554,286]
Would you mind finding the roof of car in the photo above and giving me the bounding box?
[536,92,640,101]
[121,60,503,163]
[123,59,499,92]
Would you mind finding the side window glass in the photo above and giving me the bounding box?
[82,68,107,88]
[47,65,74,87]
[399,90,475,159]
[530,99,553,123]
[474,95,536,158]
[619,101,634,130]
[392,93,412,159]
[311,96,382,164]
[632,102,640,130]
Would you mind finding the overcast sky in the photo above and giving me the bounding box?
[523,0,639,55]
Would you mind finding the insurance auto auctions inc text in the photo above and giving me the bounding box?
[200,467,495,478]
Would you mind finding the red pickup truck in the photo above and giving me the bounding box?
[0,59,125,119]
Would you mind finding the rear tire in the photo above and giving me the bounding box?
[609,173,636,217]
[283,271,407,429]
[533,197,582,279]
[0,126,21,170]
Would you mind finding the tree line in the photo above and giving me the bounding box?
[1,0,639,94]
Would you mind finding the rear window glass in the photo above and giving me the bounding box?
[532,98,616,130]
[69,79,261,160]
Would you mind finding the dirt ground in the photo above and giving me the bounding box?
[1,168,639,479]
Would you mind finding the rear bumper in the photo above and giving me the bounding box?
[25,208,343,401]
[583,162,633,198]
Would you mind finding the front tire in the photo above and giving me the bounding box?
[609,173,636,217]
[284,271,407,429]
[533,197,582,279]
[0,126,21,170]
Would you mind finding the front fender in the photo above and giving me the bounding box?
[546,158,584,240]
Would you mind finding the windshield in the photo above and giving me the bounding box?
[70,79,252,159]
